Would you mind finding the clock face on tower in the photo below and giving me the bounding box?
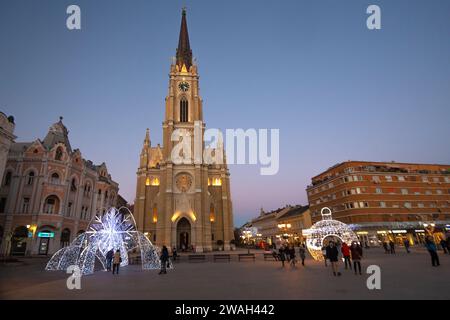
[175,174,193,192]
[178,81,190,92]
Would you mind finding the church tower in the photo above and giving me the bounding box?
[134,9,234,252]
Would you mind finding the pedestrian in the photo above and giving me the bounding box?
[341,242,352,270]
[350,241,363,275]
[389,240,395,254]
[289,245,296,267]
[403,239,411,254]
[112,249,121,275]
[159,245,169,274]
[279,246,286,267]
[172,246,178,261]
[326,241,341,276]
[382,241,389,254]
[272,247,279,261]
[298,244,306,266]
[106,248,114,271]
[439,238,448,254]
[321,245,328,267]
[425,236,440,267]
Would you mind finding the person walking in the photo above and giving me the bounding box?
[172,246,178,261]
[112,249,121,275]
[341,242,352,270]
[403,239,411,254]
[272,247,279,261]
[350,242,363,275]
[159,246,169,274]
[289,245,296,267]
[299,244,306,266]
[425,236,440,267]
[326,241,341,276]
[279,246,286,267]
[439,239,448,254]
[106,248,114,271]
[389,240,395,254]
[382,241,389,254]
[321,245,328,267]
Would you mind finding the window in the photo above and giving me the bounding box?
[404,202,412,209]
[422,176,428,182]
[445,177,450,183]
[44,196,59,214]
[0,197,7,212]
[179,97,189,122]
[372,176,381,183]
[68,202,73,216]
[376,188,382,194]
[380,202,386,208]
[385,175,392,182]
[418,203,424,208]
[436,190,442,195]
[433,177,439,183]
[51,173,60,184]
[401,189,408,195]
[425,190,432,195]
[22,198,30,213]
[328,183,334,189]
[27,171,35,185]
[70,178,77,192]
[4,171,12,186]
[55,147,63,161]
[398,176,405,182]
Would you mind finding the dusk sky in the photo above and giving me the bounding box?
[1,0,450,226]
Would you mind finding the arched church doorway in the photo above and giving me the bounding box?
[177,217,191,251]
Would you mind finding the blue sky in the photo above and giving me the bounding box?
[1,0,450,226]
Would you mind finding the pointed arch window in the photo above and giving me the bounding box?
[55,147,63,161]
[180,97,189,122]
[27,171,35,185]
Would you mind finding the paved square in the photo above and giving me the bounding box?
[1,248,449,300]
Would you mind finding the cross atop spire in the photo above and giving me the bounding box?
[176,7,193,71]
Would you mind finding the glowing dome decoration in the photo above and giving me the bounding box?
[302,207,359,261]
[46,207,171,275]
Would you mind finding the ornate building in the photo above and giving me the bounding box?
[0,117,120,256]
[134,9,234,252]
[0,112,16,184]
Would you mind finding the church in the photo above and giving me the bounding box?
[133,9,234,252]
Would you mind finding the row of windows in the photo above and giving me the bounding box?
[309,174,450,195]
[315,187,449,205]
[343,201,450,209]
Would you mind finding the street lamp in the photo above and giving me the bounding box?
[278,223,292,243]
[242,230,252,254]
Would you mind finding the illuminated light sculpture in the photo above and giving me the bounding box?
[302,207,359,261]
[45,207,172,275]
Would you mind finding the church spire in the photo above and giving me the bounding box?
[176,7,193,71]
[143,128,150,147]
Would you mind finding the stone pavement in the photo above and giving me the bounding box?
[0,247,449,300]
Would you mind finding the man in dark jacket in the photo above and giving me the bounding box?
[159,246,169,274]
[106,249,114,271]
[350,242,363,275]
[326,241,340,276]
[440,239,448,254]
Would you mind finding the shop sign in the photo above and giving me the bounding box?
[37,232,55,238]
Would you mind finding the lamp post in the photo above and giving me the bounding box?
[242,230,252,254]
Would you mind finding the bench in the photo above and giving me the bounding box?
[188,254,206,262]
[213,254,231,262]
[238,253,255,262]
[263,253,277,261]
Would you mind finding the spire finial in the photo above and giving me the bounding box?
[143,128,150,147]
[59,116,63,122]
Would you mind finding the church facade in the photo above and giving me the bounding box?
[133,9,234,252]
